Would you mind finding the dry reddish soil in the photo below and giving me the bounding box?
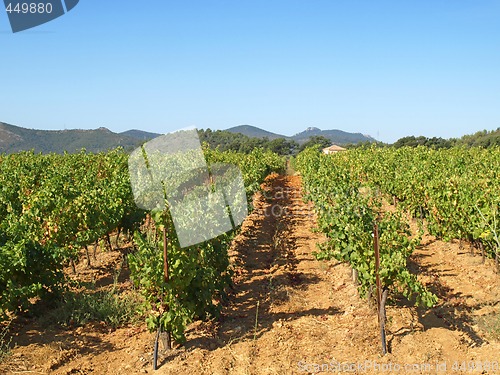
[1,174,499,375]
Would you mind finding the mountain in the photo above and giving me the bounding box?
[0,122,142,154]
[0,121,375,155]
[226,125,374,144]
[225,125,286,140]
[120,129,161,141]
[292,127,374,144]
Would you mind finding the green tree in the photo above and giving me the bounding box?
[299,136,331,152]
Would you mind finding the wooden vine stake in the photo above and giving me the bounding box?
[162,225,172,350]
[153,220,172,371]
[374,222,388,355]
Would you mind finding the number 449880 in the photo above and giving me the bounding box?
[6,2,53,14]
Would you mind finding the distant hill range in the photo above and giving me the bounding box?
[226,125,374,144]
[0,122,145,154]
[0,121,374,154]
[120,129,162,141]
[224,125,286,140]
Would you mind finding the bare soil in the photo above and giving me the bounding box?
[1,174,499,374]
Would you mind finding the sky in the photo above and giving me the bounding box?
[1,1,499,143]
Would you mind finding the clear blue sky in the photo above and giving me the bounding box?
[1,1,499,143]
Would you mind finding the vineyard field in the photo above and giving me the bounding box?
[0,146,499,374]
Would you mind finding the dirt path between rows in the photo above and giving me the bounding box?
[1,174,499,374]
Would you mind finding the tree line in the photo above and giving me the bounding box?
[197,127,500,156]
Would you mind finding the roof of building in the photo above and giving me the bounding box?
[323,144,347,152]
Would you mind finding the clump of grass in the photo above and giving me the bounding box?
[41,288,144,329]
[477,313,500,341]
[0,320,12,362]
[40,260,144,329]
